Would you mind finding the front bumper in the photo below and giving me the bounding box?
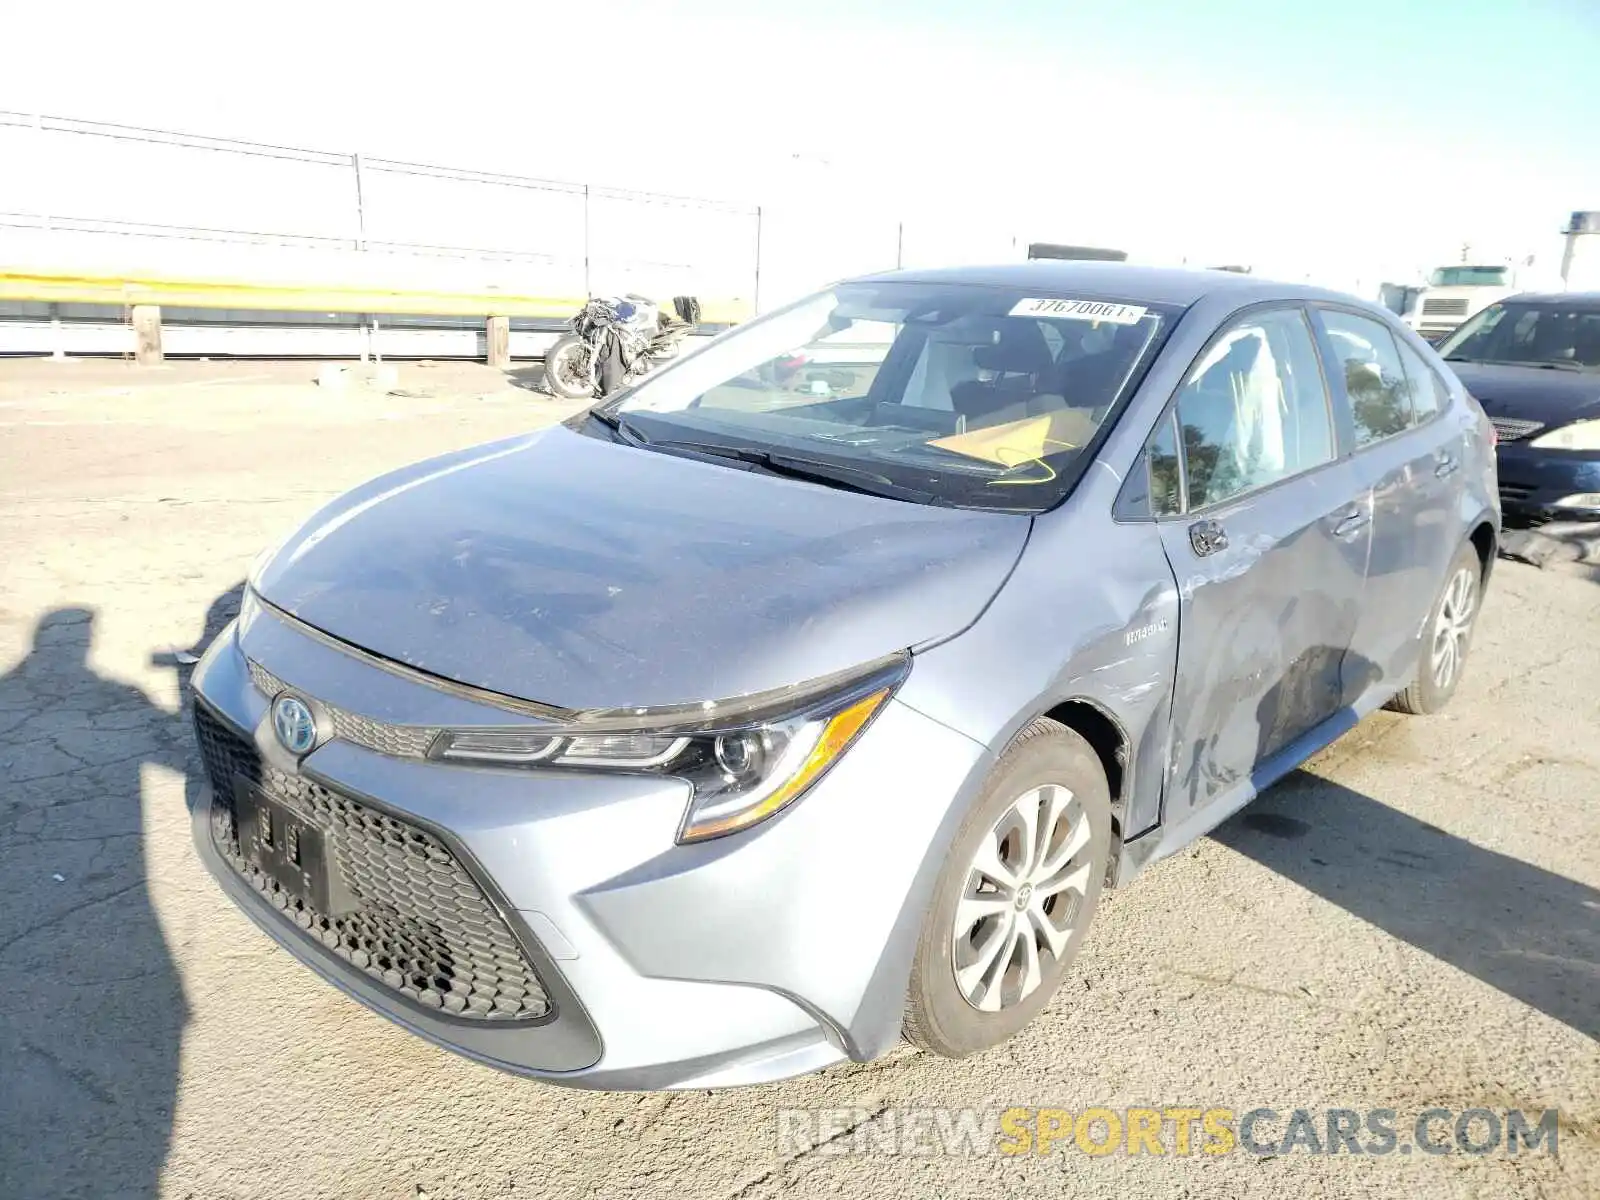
[188,599,990,1089]
[1495,442,1600,523]
[1402,317,1458,345]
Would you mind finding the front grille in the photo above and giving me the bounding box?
[1490,417,1544,443]
[1422,298,1469,317]
[247,659,439,758]
[193,704,550,1020]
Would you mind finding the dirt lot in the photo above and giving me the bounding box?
[1,359,1597,1200]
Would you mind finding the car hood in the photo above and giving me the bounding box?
[1448,362,1600,426]
[253,425,1030,710]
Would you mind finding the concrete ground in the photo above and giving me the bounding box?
[1,359,1596,1200]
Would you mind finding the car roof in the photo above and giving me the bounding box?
[1498,291,1600,309]
[851,260,1365,310]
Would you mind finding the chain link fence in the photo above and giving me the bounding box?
[0,112,763,306]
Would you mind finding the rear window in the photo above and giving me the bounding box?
[1393,339,1448,422]
[1319,311,1415,445]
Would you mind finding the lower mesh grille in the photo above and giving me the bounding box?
[193,703,550,1020]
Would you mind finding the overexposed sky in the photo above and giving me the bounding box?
[5,0,1599,298]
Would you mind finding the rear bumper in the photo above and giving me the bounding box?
[188,599,990,1089]
[1496,443,1600,523]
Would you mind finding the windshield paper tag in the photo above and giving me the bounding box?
[1009,298,1148,323]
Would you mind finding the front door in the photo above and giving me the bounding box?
[1149,306,1373,830]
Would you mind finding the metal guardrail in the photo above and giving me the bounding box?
[0,274,746,365]
[0,269,752,324]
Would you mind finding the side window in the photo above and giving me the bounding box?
[1148,411,1182,515]
[1319,310,1413,443]
[1174,308,1336,510]
[1393,338,1447,424]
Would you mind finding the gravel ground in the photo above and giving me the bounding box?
[1,359,1596,1200]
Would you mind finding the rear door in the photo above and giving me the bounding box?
[1151,305,1373,827]
[1311,307,1463,699]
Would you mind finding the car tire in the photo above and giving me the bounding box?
[543,334,595,400]
[902,718,1112,1058]
[1387,541,1484,716]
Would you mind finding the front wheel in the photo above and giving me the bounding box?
[903,718,1112,1058]
[543,334,595,400]
[1387,541,1483,715]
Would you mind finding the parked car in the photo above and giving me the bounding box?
[189,263,1499,1090]
[1435,292,1600,523]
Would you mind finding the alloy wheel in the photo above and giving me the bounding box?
[1431,566,1478,690]
[950,783,1096,1012]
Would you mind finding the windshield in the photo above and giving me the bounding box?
[1438,302,1600,370]
[602,281,1174,512]
[1428,266,1510,287]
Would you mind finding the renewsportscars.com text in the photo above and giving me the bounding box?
[776,1105,1562,1158]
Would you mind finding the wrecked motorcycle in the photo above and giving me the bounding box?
[543,294,701,400]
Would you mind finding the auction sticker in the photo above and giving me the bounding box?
[1008,297,1148,323]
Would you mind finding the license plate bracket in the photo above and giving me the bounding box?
[233,780,343,914]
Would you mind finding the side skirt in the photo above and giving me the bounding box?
[1113,682,1398,885]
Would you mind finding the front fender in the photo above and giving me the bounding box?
[894,496,1181,843]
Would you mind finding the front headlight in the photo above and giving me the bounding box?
[429,655,908,843]
[1530,418,1600,451]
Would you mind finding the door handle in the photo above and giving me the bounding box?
[1188,519,1228,557]
[1333,509,1369,538]
[1435,455,1459,478]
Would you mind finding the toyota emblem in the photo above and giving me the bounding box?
[271,694,319,756]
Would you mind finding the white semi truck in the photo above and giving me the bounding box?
[1400,212,1600,343]
[1402,263,1518,343]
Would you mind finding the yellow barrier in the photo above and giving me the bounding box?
[0,269,752,324]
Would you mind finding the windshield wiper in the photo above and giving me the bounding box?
[1491,358,1585,372]
[645,438,946,504]
[1446,356,1586,372]
[585,406,649,444]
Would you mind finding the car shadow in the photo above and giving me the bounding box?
[0,585,242,1200]
[1212,768,1600,1042]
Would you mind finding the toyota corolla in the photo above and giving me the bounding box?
[190,262,1499,1089]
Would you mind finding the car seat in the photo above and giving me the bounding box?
[1050,324,1151,416]
[948,322,1054,427]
